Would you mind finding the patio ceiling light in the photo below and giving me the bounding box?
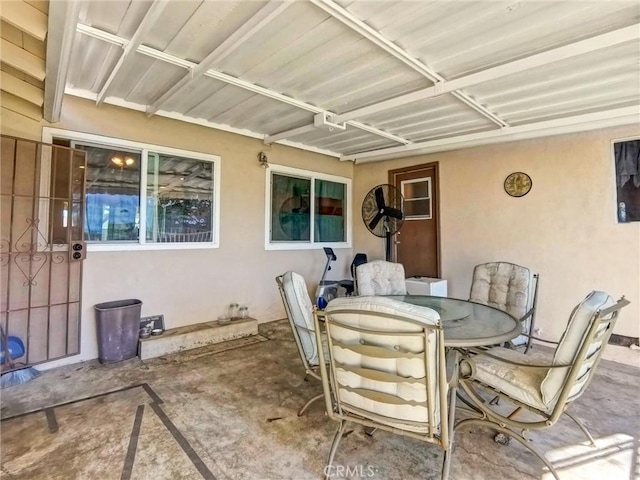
[258,152,269,169]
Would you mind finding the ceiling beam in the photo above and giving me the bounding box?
[65,86,342,159]
[335,23,640,124]
[264,125,317,144]
[146,0,295,116]
[310,0,507,127]
[43,0,80,122]
[76,23,412,147]
[341,106,640,163]
[347,121,413,144]
[76,22,124,46]
[309,0,442,83]
[96,0,170,105]
[0,0,48,41]
[451,91,507,127]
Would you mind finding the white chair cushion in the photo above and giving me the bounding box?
[470,347,550,412]
[541,291,614,406]
[469,262,532,319]
[282,271,320,366]
[325,296,442,429]
[469,262,534,346]
[356,261,407,296]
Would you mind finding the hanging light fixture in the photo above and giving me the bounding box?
[111,156,136,167]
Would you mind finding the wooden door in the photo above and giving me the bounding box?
[389,163,440,278]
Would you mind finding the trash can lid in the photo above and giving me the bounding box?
[94,299,142,310]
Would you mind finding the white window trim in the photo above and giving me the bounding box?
[265,164,352,250]
[42,127,221,251]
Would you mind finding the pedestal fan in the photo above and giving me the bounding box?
[361,184,404,261]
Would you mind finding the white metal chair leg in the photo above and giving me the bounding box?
[298,393,324,417]
[564,410,596,447]
[455,418,561,480]
[324,421,347,480]
[442,384,458,480]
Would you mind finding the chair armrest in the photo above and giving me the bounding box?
[517,307,535,323]
[527,335,558,345]
[462,346,571,371]
[512,330,559,346]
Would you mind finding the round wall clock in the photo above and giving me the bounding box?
[504,172,532,197]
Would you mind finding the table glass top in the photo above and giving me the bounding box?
[384,295,520,347]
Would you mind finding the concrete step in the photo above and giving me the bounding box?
[139,317,258,360]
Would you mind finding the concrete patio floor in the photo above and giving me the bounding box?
[1,320,639,480]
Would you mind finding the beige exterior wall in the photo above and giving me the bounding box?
[354,125,640,340]
[2,94,639,366]
[1,95,354,366]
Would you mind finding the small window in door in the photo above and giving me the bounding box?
[401,178,432,220]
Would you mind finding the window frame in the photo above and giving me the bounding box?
[42,127,221,252]
[401,177,433,220]
[265,164,351,250]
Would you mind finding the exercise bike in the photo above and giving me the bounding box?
[315,248,367,308]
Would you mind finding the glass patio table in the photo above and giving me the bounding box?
[384,295,520,348]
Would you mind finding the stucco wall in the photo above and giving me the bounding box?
[2,96,639,366]
[1,96,354,367]
[354,125,640,340]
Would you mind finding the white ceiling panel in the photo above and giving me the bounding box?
[121,59,186,107]
[80,0,154,38]
[467,41,640,124]
[67,34,121,91]
[157,1,269,63]
[358,95,494,139]
[296,124,397,152]
[57,0,640,162]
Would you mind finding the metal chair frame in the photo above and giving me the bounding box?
[456,297,629,480]
[314,302,458,480]
[276,274,324,416]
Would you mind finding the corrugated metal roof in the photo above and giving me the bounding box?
[55,0,640,162]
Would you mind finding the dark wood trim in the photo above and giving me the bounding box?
[388,162,441,277]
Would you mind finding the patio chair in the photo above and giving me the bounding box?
[276,271,328,416]
[456,291,629,480]
[469,262,539,353]
[355,260,407,296]
[314,296,458,480]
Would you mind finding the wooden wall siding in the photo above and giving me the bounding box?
[0,1,47,119]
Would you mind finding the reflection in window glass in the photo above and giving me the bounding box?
[403,180,429,199]
[271,174,311,242]
[315,179,345,242]
[402,178,432,219]
[77,144,141,242]
[404,198,431,217]
[146,153,214,243]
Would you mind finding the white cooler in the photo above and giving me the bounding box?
[405,277,448,297]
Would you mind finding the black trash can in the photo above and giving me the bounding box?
[94,299,142,364]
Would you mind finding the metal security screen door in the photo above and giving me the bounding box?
[1,136,86,370]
